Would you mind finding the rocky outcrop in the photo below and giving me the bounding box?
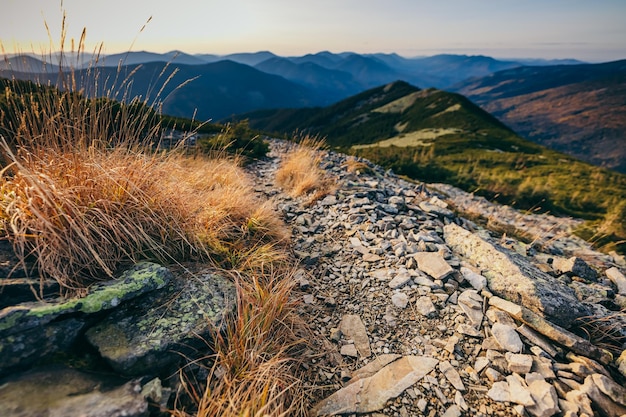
[443,222,590,328]
[0,262,172,375]
[0,261,235,415]
[86,266,235,375]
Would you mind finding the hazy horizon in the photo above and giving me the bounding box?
[2,0,626,63]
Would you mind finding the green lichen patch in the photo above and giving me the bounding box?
[0,262,171,336]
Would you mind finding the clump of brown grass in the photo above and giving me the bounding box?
[343,155,374,176]
[0,21,288,295]
[172,268,310,417]
[275,137,336,204]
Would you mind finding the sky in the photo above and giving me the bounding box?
[1,0,626,62]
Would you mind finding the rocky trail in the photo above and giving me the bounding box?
[249,140,626,417]
[1,139,626,417]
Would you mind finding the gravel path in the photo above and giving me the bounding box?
[246,140,626,417]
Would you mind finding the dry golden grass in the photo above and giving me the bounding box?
[275,137,336,204]
[0,21,289,294]
[1,18,308,416]
[172,268,310,417]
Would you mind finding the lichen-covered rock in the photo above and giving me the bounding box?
[0,262,172,336]
[86,265,235,375]
[0,262,171,376]
[443,223,589,328]
[0,365,150,417]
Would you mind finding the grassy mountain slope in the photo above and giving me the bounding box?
[455,60,626,173]
[241,81,626,253]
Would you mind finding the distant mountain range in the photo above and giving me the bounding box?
[2,50,624,172]
[455,60,626,173]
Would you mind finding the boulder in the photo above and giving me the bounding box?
[0,262,171,375]
[444,223,589,328]
[86,265,235,375]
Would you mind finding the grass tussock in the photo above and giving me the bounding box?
[0,29,288,295]
[275,137,336,204]
[172,269,310,417]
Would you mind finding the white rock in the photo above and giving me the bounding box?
[606,267,626,295]
[391,292,409,309]
[313,356,439,415]
[460,266,488,291]
[415,296,437,317]
[491,322,524,353]
[527,379,560,417]
[340,315,371,358]
[487,381,510,402]
[340,344,358,357]
[413,252,454,280]
[506,352,533,374]
[442,404,461,417]
[506,374,535,406]
[458,290,484,327]
[389,271,412,289]
[439,360,466,391]
[474,357,490,373]
[454,390,468,411]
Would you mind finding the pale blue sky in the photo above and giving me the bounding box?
[2,0,625,61]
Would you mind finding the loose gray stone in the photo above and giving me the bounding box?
[527,379,561,417]
[460,266,488,291]
[506,352,533,374]
[415,296,437,317]
[340,344,358,358]
[458,289,484,327]
[439,360,465,391]
[506,374,535,407]
[491,323,524,353]
[442,404,461,417]
[413,252,454,280]
[487,381,510,402]
[606,267,626,295]
[391,292,409,309]
[389,271,412,289]
[340,314,371,358]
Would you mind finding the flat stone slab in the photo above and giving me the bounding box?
[313,356,439,415]
[444,223,589,328]
[340,314,371,358]
[86,265,235,375]
[413,252,454,280]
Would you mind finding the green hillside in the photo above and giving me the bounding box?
[242,81,626,254]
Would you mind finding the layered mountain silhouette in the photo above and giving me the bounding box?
[3,50,624,173]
